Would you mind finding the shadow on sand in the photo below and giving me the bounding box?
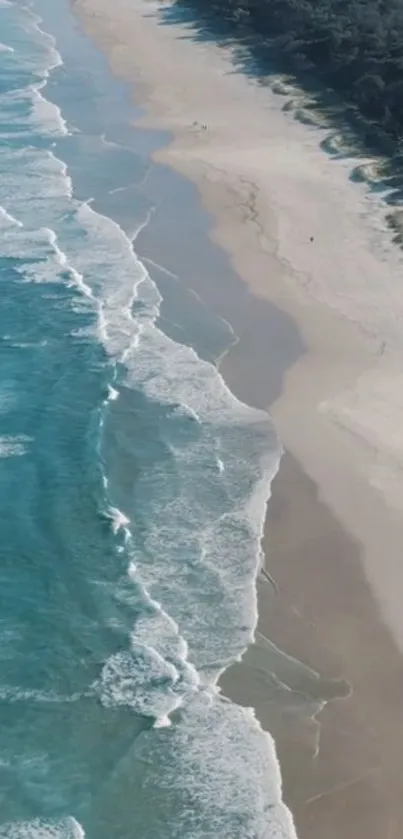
[144,0,403,245]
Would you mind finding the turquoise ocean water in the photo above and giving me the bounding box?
[0,1,297,836]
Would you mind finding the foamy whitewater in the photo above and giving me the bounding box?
[0,0,297,837]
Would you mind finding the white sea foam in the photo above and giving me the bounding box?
[0,435,31,458]
[19,3,64,75]
[100,646,183,722]
[0,147,72,222]
[0,0,274,707]
[106,505,130,535]
[107,384,119,401]
[0,206,23,228]
[0,3,67,139]
[128,691,297,838]
[0,83,67,138]
[0,819,85,839]
[71,222,279,741]
[65,199,277,690]
[0,685,86,704]
[7,227,81,285]
[0,4,293,835]
[31,82,68,136]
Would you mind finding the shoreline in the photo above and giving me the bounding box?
[72,0,403,625]
[222,451,403,837]
[72,0,403,836]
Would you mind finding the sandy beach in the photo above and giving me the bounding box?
[73,0,403,835]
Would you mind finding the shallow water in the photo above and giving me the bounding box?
[0,1,297,836]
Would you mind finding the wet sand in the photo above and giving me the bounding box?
[73,0,403,836]
[222,452,403,838]
[135,119,403,839]
[138,171,403,837]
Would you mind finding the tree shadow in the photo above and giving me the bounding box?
[144,0,403,235]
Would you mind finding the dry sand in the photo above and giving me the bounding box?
[73,0,403,835]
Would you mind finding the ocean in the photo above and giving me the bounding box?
[0,1,296,836]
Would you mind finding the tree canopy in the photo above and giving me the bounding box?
[178,0,403,149]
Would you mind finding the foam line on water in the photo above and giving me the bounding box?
[0,0,278,720]
[0,685,90,703]
[0,5,297,834]
[129,205,155,243]
[0,3,68,137]
[107,384,119,401]
[74,197,281,726]
[31,82,68,136]
[104,506,130,536]
[0,434,31,458]
[0,819,85,839]
[21,3,64,73]
[0,205,23,228]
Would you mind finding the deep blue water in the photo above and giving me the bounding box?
[0,1,297,836]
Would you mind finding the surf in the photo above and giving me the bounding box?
[0,0,297,836]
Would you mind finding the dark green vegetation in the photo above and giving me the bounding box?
[170,0,403,154]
